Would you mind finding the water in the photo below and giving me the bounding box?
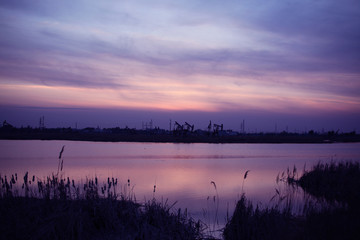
[1,140,360,230]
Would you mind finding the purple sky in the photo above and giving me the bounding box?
[0,0,359,132]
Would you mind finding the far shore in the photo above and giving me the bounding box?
[1,126,359,143]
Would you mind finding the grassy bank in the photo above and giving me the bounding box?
[298,161,360,208]
[0,197,206,240]
[223,194,360,240]
[223,161,360,240]
[0,174,208,240]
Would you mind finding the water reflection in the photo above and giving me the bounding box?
[1,140,360,227]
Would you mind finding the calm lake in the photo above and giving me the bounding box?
[1,140,360,228]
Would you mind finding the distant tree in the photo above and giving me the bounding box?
[328,130,335,136]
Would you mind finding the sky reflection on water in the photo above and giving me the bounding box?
[1,140,360,226]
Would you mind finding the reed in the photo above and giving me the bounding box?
[0,172,206,240]
[224,161,360,240]
[241,170,250,194]
[223,194,299,240]
[224,194,360,239]
[0,145,207,239]
[298,161,360,209]
[204,181,220,236]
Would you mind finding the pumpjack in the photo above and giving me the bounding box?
[173,121,194,135]
[213,123,223,136]
[174,121,183,132]
[184,122,194,132]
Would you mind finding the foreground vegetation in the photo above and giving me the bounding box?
[224,161,360,240]
[0,173,207,240]
[298,161,360,208]
[2,159,360,239]
[223,194,360,240]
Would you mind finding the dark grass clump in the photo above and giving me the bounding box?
[0,197,138,240]
[140,200,205,240]
[224,161,360,240]
[0,197,204,240]
[223,195,300,240]
[0,173,206,240]
[303,205,360,240]
[298,161,360,209]
[223,195,360,240]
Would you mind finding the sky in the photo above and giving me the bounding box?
[0,0,360,132]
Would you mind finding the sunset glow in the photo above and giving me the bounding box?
[0,0,359,131]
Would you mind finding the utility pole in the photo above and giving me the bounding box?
[240,119,245,134]
[39,116,45,129]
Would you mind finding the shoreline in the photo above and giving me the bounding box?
[1,130,360,144]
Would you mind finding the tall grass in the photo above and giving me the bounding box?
[223,194,299,240]
[0,146,208,240]
[0,172,207,240]
[223,161,360,240]
[298,161,360,209]
[203,181,220,237]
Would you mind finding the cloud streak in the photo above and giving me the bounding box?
[0,0,359,130]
